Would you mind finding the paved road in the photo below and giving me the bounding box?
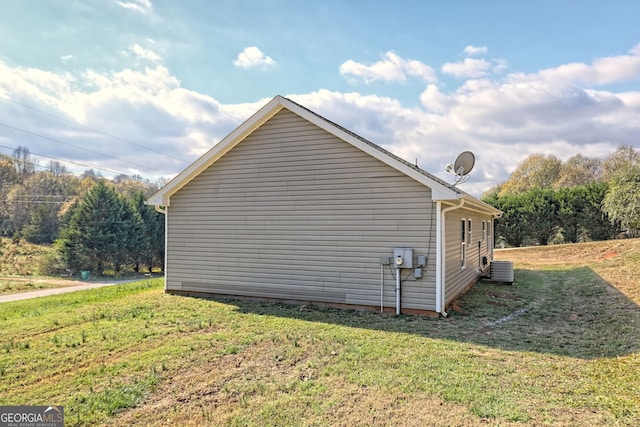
[0,279,145,303]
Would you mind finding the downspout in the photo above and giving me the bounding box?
[380,264,384,313]
[437,198,465,317]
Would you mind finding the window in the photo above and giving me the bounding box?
[461,220,466,267]
[461,219,471,268]
[482,221,487,242]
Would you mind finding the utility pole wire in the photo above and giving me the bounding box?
[0,142,151,179]
[0,121,160,172]
[0,95,191,164]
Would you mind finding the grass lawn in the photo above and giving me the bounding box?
[0,239,638,426]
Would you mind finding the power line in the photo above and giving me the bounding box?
[7,195,73,198]
[6,201,72,204]
[0,95,191,164]
[0,143,164,184]
[0,121,161,172]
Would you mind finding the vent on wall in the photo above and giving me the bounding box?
[489,261,514,284]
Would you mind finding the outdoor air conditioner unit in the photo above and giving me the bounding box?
[490,261,514,284]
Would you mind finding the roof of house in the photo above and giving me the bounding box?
[147,95,501,216]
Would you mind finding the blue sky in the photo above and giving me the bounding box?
[1,0,639,194]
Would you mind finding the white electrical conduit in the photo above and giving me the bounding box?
[395,265,401,315]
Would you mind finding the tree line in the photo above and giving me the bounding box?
[0,146,165,276]
[2,143,638,269]
[482,145,640,246]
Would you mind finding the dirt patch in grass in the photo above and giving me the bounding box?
[598,250,618,260]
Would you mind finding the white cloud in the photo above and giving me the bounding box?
[1,45,639,196]
[463,45,488,56]
[420,84,455,113]
[339,51,437,84]
[115,0,152,14]
[233,46,275,69]
[0,60,243,181]
[442,58,507,78]
[60,55,74,65]
[129,43,161,62]
[442,58,491,78]
[531,53,640,86]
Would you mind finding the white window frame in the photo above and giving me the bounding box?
[482,220,487,243]
[461,219,466,268]
[461,218,471,269]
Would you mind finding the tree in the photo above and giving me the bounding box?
[602,165,640,233]
[12,146,37,178]
[555,187,581,243]
[602,145,640,181]
[112,193,143,274]
[129,191,152,273]
[48,161,69,176]
[0,155,19,235]
[554,183,617,243]
[149,208,165,272]
[554,154,602,189]
[58,181,142,275]
[130,191,165,272]
[578,182,619,241]
[6,172,78,243]
[114,176,150,200]
[520,188,558,245]
[485,193,529,247]
[498,154,562,196]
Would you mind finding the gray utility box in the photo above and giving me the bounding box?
[393,248,413,268]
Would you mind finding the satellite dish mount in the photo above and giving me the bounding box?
[445,151,475,185]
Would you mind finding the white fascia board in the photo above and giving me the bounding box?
[459,195,502,216]
[146,97,286,206]
[439,195,502,216]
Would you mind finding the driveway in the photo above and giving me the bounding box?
[0,278,145,303]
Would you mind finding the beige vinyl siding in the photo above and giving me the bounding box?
[443,208,493,304]
[166,109,438,311]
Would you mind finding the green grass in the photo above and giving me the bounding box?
[0,241,639,426]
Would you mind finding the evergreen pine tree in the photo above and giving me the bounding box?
[130,191,152,273]
[57,181,141,275]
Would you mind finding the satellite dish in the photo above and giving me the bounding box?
[454,151,475,176]
[446,151,476,185]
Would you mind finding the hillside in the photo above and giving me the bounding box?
[0,237,52,276]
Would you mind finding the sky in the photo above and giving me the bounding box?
[1,0,639,196]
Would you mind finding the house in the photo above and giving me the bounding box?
[147,96,502,316]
